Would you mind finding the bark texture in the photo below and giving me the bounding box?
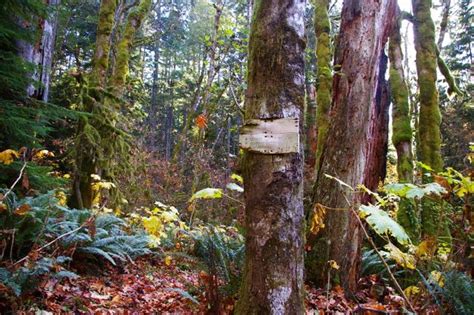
[308,0,395,292]
[235,0,306,313]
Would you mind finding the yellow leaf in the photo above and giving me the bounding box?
[164,255,172,266]
[34,149,54,159]
[90,174,101,181]
[415,238,437,257]
[0,202,7,213]
[430,271,445,287]
[56,191,67,206]
[142,215,163,236]
[63,174,71,179]
[404,285,421,298]
[328,260,340,270]
[0,149,19,165]
[310,203,326,235]
[385,242,416,270]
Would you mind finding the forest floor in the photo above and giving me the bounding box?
[2,255,439,314]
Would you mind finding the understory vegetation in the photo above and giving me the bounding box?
[0,0,472,313]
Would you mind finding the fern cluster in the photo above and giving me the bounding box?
[0,190,150,296]
[190,225,244,297]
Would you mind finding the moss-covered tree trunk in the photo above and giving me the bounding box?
[412,0,443,173]
[313,0,332,177]
[389,8,418,240]
[71,0,118,209]
[412,0,450,240]
[71,0,151,209]
[235,0,305,313]
[308,0,395,292]
[390,8,413,184]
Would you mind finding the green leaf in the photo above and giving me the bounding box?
[359,204,410,244]
[189,188,223,202]
[385,182,446,199]
[226,183,243,193]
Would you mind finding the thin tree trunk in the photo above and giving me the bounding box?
[313,0,332,177]
[412,0,443,173]
[308,0,396,292]
[389,8,418,241]
[390,7,414,184]
[148,1,161,151]
[235,0,306,313]
[437,0,451,49]
[412,0,450,241]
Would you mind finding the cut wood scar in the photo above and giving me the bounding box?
[239,118,300,154]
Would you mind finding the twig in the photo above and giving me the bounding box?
[223,193,245,205]
[1,161,27,202]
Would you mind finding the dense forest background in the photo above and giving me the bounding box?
[0,0,472,313]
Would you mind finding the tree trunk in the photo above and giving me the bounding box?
[71,0,118,209]
[412,0,452,242]
[313,0,332,177]
[389,10,413,184]
[148,1,161,151]
[235,0,306,313]
[17,0,60,102]
[71,0,151,208]
[389,8,418,241]
[412,0,443,173]
[305,83,317,167]
[308,0,395,292]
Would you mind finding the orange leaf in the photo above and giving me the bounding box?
[195,114,208,129]
[14,204,31,215]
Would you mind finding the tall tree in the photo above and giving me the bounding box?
[313,0,332,176]
[71,0,151,208]
[412,0,443,173]
[389,7,418,241]
[235,0,306,313]
[412,0,451,242]
[308,0,395,291]
[390,7,413,184]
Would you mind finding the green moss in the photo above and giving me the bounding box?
[110,0,151,96]
[313,0,332,174]
[413,0,443,172]
[389,14,414,183]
